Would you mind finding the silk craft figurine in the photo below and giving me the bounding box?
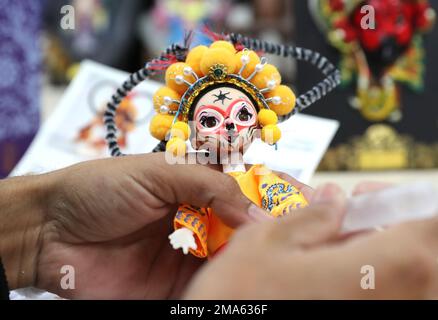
[104,31,341,258]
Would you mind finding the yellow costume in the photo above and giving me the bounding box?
[174,164,308,258]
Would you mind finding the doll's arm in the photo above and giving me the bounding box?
[171,204,209,258]
[270,188,308,217]
[169,228,197,255]
[260,174,309,218]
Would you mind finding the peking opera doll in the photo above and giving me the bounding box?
[104,32,341,258]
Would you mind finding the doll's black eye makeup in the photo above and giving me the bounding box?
[237,106,252,121]
[231,101,256,126]
[196,110,223,131]
[200,115,219,128]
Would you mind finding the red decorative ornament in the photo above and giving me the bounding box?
[312,0,435,121]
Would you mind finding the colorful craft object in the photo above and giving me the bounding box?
[311,0,435,122]
[104,31,340,258]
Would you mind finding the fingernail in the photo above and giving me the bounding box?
[248,204,273,221]
[312,184,338,204]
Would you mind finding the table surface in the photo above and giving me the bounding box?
[42,84,438,192]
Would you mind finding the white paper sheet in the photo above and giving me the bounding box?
[11,60,161,177]
[244,113,339,183]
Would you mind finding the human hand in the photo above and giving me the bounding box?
[16,153,268,299]
[184,183,438,299]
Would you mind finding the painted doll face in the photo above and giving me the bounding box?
[192,86,258,153]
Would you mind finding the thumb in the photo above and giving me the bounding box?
[148,155,267,228]
[270,183,347,249]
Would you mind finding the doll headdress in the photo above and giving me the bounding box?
[104,31,341,157]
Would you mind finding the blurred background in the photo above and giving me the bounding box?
[0,0,437,190]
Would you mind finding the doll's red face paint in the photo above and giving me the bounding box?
[195,99,256,134]
[192,87,258,152]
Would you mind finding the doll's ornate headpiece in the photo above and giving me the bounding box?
[105,31,341,156]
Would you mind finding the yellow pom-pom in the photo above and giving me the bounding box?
[251,64,281,90]
[235,50,261,78]
[166,137,187,156]
[265,85,296,116]
[261,124,281,145]
[185,45,208,76]
[200,48,237,76]
[258,109,278,127]
[165,62,196,95]
[210,40,236,54]
[152,86,181,113]
[170,121,190,140]
[149,114,174,140]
